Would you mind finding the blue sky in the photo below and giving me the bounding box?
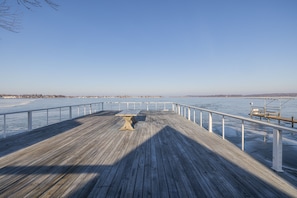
[1,0,297,96]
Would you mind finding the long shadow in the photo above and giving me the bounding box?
[0,124,296,197]
[0,111,114,157]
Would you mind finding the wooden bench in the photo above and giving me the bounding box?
[115,110,141,130]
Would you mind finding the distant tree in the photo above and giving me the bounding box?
[0,0,57,32]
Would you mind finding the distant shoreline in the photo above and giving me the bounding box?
[0,94,163,99]
[1,93,297,99]
[185,93,297,98]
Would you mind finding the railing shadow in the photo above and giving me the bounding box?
[0,111,113,158]
[73,125,297,197]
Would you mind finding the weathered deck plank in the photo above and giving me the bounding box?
[0,111,296,197]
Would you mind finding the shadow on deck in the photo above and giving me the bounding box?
[0,111,296,197]
[0,111,118,157]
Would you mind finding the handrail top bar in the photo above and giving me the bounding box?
[175,103,297,133]
[0,102,104,116]
[104,101,173,103]
[0,101,173,116]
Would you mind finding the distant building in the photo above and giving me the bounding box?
[1,95,18,99]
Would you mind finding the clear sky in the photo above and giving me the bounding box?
[1,0,297,96]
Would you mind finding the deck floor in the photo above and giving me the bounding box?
[0,111,296,197]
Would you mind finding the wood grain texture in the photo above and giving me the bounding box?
[0,111,296,197]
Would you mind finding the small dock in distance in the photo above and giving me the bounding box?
[249,97,297,127]
[0,111,297,197]
[250,108,297,127]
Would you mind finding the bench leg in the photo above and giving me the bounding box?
[120,116,135,131]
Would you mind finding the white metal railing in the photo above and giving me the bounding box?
[103,101,174,111]
[0,101,173,138]
[0,102,104,138]
[174,103,297,172]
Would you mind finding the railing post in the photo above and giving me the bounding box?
[272,129,283,172]
[84,106,86,115]
[178,105,180,115]
[101,102,104,111]
[200,111,202,127]
[59,108,62,121]
[28,111,32,131]
[3,114,6,138]
[47,109,49,125]
[208,112,212,132]
[69,106,72,119]
[147,103,149,111]
[89,104,92,114]
[241,120,245,151]
[222,116,225,139]
[181,106,183,116]
[188,107,191,121]
[193,110,196,123]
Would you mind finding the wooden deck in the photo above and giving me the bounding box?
[0,111,297,197]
